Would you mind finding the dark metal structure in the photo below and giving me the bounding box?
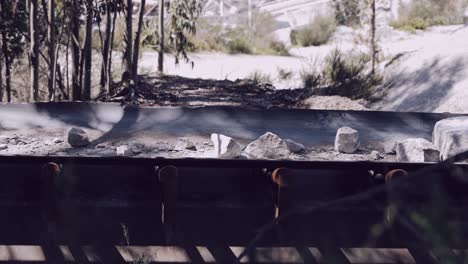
[1,155,468,264]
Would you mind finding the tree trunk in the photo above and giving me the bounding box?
[122,0,133,77]
[47,0,56,101]
[158,0,164,73]
[2,32,12,103]
[0,2,3,103]
[101,7,112,92]
[83,0,93,101]
[71,0,81,101]
[108,10,118,93]
[0,38,2,103]
[132,0,146,80]
[371,0,376,75]
[30,0,39,102]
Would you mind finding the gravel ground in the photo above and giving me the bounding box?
[0,126,394,162]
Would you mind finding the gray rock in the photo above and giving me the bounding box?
[175,138,197,151]
[67,128,90,147]
[53,138,63,144]
[130,143,145,154]
[433,117,468,160]
[396,138,439,163]
[116,145,130,156]
[0,144,7,150]
[0,136,8,144]
[244,132,290,159]
[285,139,305,153]
[369,150,383,160]
[334,127,360,154]
[211,133,242,158]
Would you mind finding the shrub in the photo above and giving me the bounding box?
[300,49,381,99]
[333,0,362,27]
[247,71,272,84]
[277,67,294,81]
[323,49,380,99]
[291,15,336,47]
[188,12,289,56]
[227,37,252,54]
[390,0,467,31]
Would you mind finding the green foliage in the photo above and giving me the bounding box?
[323,49,379,99]
[187,12,289,56]
[0,1,28,60]
[290,15,337,47]
[390,0,467,31]
[168,0,203,65]
[333,0,362,26]
[301,49,381,99]
[227,37,252,54]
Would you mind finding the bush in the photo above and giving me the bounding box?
[247,71,272,84]
[300,49,381,99]
[323,49,380,99]
[390,0,467,31]
[291,15,336,47]
[333,0,362,27]
[187,12,289,56]
[227,37,252,54]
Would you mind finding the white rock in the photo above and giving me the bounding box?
[67,128,90,147]
[396,138,439,163]
[117,145,130,156]
[53,138,63,144]
[244,132,290,159]
[433,117,468,160]
[334,127,360,154]
[211,133,242,158]
[0,136,8,144]
[0,144,7,150]
[285,139,305,153]
[384,141,397,154]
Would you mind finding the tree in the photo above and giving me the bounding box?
[122,0,133,77]
[82,0,93,100]
[158,0,164,73]
[60,0,83,101]
[30,0,40,102]
[167,0,203,66]
[0,1,27,103]
[47,0,56,101]
[132,0,146,79]
[370,0,376,75]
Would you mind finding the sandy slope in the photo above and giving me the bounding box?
[137,25,468,113]
[374,25,468,113]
